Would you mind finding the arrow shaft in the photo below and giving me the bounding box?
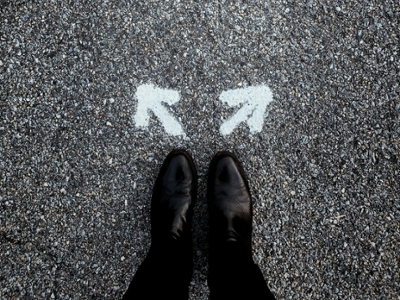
[152,105,184,136]
[220,102,256,135]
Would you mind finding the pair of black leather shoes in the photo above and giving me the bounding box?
[151,149,252,257]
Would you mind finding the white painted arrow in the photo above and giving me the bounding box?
[133,84,185,136]
[219,85,273,136]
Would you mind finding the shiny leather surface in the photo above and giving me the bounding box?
[151,150,197,244]
[208,152,252,252]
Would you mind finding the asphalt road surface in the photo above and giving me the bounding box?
[1,0,399,299]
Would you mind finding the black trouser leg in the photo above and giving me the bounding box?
[208,242,276,300]
[123,238,193,300]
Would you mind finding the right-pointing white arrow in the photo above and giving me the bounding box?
[133,84,185,136]
[219,85,273,136]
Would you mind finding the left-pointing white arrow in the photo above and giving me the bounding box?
[133,84,185,136]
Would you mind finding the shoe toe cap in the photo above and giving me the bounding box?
[163,154,194,181]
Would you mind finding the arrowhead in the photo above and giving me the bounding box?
[133,84,185,136]
[219,85,273,136]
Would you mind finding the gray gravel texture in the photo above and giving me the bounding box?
[1,0,400,299]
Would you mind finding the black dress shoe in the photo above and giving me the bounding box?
[151,149,197,246]
[207,151,252,255]
[207,152,276,300]
[123,150,197,300]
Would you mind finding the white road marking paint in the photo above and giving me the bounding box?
[133,84,185,136]
[219,85,273,136]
